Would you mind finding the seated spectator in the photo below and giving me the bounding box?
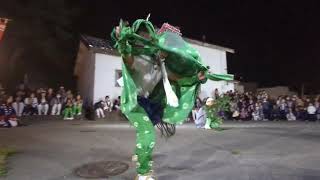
[23,93,38,115]
[103,96,113,112]
[58,86,66,98]
[113,96,121,111]
[271,105,280,120]
[279,99,287,120]
[262,98,272,120]
[307,103,316,121]
[65,90,73,102]
[94,99,105,118]
[0,88,6,103]
[192,97,203,121]
[47,88,54,102]
[194,106,206,128]
[12,96,24,117]
[213,88,219,99]
[73,94,83,116]
[36,88,44,99]
[286,108,296,121]
[315,101,320,121]
[63,99,74,120]
[247,99,255,119]
[47,88,54,112]
[0,96,18,128]
[239,107,248,121]
[252,105,263,121]
[38,91,49,115]
[50,93,63,115]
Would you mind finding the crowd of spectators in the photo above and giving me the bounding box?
[0,83,121,128]
[2,82,320,128]
[0,84,81,127]
[208,89,320,121]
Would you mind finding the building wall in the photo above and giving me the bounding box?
[93,53,122,103]
[80,42,233,103]
[191,44,233,99]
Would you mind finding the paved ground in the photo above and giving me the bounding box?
[1,115,320,180]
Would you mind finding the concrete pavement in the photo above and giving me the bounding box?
[1,117,320,180]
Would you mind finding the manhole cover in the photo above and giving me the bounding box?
[74,161,129,178]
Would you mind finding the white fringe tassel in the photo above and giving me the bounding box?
[160,60,179,107]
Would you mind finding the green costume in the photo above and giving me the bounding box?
[111,18,233,176]
[205,96,231,130]
[63,101,74,120]
[73,101,82,116]
[63,107,74,119]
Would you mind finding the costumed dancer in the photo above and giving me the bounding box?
[204,96,230,130]
[111,16,233,180]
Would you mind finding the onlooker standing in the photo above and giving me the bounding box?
[12,96,24,117]
[51,94,63,115]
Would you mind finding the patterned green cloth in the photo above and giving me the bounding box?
[205,96,231,129]
[111,18,233,175]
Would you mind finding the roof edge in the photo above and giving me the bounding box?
[184,38,235,53]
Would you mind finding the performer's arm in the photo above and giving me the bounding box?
[115,26,135,69]
[177,71,207,87]
[122,54,134,69]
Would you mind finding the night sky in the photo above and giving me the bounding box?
[1,0,320,93]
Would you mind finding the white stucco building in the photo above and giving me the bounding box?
[74,35,235,104]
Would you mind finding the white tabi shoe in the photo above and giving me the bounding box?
[135,173,156,180]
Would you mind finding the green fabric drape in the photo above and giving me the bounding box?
[111,18,233,175]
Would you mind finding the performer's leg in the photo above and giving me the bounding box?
[132,117,156,175]
[204,118,212,129]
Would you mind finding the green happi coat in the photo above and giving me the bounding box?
[111,19,233,175]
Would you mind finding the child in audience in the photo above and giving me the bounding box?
[73,94,83,116]
[63,99,74,120]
